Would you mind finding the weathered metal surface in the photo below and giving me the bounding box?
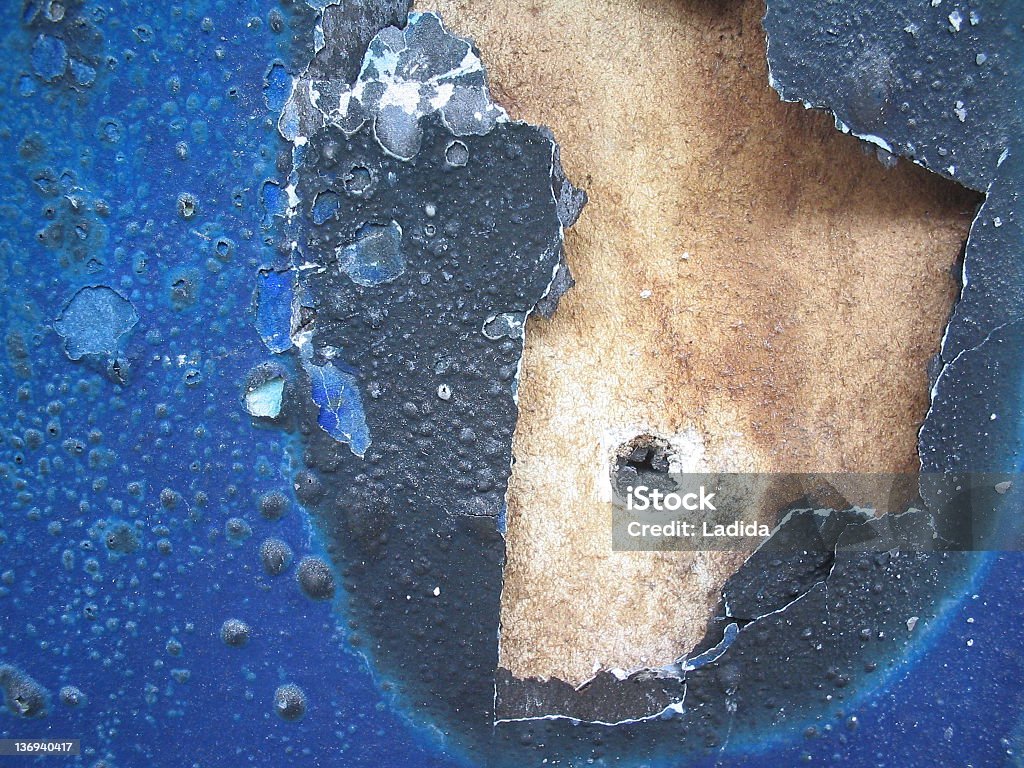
[270,0,1015,758]
[427,0,976,706]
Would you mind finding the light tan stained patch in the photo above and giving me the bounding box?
[417,0,979,685]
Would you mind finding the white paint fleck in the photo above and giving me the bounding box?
[245,378,285,419]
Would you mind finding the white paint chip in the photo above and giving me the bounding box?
[244,378,285,418]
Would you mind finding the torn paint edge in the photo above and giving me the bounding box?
[761,7,1014,479]
[492,112,589,724]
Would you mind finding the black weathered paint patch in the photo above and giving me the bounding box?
[722,508,862,621]
[920,317,1024,504]
[495,667,683,725]
[305,2,408,83]
[287,109,567,738]
[764,1,1019,192]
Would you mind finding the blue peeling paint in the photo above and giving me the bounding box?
[305,360,370,456]
[683,622,739,671]
[0,0,1019,764]
[311,190,340,225]
[255,269,295,354]
[338,220,404,286]
[260,179,287,224]
[263,61,291,113]
[30,34,67,82]
[53,285,139,360]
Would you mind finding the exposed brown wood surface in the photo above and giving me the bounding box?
[418,0,979,686]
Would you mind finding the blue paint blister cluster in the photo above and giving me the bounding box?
[0,0,447,765]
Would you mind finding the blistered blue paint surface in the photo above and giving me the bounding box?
[0,1,443,765]
[0,1,1020,767]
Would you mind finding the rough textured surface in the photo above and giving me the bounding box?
[421,0,979,685]
[269,1,591,737]
[1,0,1016,763]
[761,0,1024,498]
[257,0,1004,751]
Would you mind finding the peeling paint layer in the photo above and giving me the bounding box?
[763,0,1024,477]
[260,0,1006,760]
[427,0,978,705]
[53,285,137,361]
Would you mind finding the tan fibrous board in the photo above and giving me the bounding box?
[418,0,980,686]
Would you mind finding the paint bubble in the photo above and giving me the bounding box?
[293,470,324,505]
[177,192,198,219]
[220,619,251,648]
[225,517,252,544]
[260,537,293,576]
[258,491,289,521]
[273,683,306,721]
[102,521,139,555]
[444,140,469,167]
[343,164,373,194]
[58,685,84,707]
[297,556,335,600]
